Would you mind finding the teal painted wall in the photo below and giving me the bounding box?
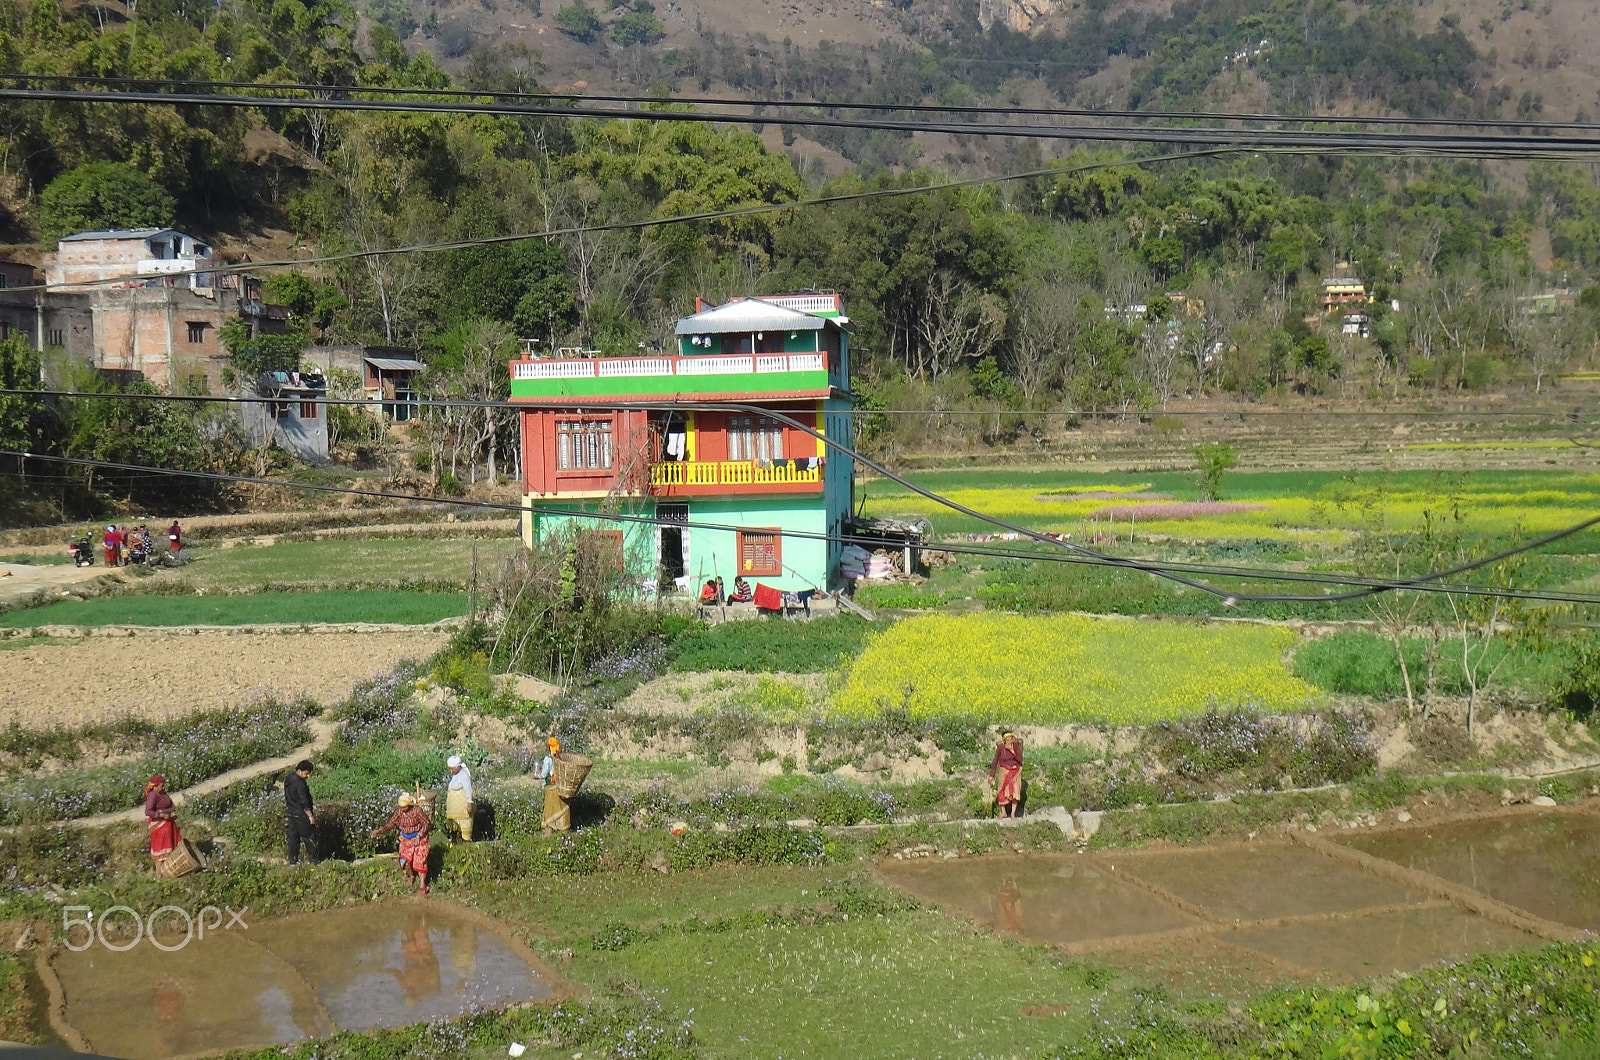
[682,496,827,592]
[523,496,829,594]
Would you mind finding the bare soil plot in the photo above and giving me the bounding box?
[0,629,448,728]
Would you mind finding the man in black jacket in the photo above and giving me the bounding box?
[285,760,317,864]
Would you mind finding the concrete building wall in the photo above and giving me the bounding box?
[239,391,330,463]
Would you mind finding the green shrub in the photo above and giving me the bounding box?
[0,702,311,824]
[671,615,889,673]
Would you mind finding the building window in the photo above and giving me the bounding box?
[186,322,208,343]
[754,332,784,353]
[556,419,614,471]
[299,400,319,419]
[728,415,783,463]
[271,401,289,420]
[0,321,10,340]
[738,530,781,576]
[47,329,64,347]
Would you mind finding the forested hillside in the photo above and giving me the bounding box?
[4,0,1600,516]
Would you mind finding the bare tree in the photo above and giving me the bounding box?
[912,271,1006,382]
[1007,283,1084,404]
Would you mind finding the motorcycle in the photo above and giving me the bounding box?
[69,538,95,567]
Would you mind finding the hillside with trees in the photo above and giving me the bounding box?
[3,0,1600,517]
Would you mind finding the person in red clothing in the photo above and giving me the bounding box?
[102,525,121,567]
[167,520,182,555]
[989,731,1024,819]
[143,775,181,864]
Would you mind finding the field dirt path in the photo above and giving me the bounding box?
[57,718,340,830]
[0,628,449,728]
[0,561,114,606]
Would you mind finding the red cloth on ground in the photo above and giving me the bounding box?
[753,583,783,610]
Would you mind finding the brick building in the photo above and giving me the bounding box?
[0,229,290,391]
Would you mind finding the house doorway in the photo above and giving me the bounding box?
[657,502,688,587]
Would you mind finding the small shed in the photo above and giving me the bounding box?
[364,355,425,420]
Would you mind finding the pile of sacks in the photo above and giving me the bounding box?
[840,544,895,581]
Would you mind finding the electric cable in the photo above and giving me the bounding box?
[7,449,1598,606]
[4,71,1593,132]
[1,86,1596,160]
[6,391,1598,604]
[0,147,1247,294]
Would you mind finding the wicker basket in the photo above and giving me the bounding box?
[156,839,206,879]
[550,752,593,799]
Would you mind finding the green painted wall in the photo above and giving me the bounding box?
[524,496,829,594]
[509,369,827,400]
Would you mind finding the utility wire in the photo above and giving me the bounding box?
[1,87,1596,160]
[7,394,1598,604]
[5,389,1589,422]
[4,72,1594,132]
[7,450,1598,607]
[0,147,1245,295]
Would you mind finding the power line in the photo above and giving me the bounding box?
[7,389,1591,423]
[5,72,1594,133]
[7,394,1598,605]
[7,450,1598,607]
[0,147,1246,295]
[0,86,1595,161]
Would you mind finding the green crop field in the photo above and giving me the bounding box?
[832,612,1322,723]
[0,590,467,628]
[177,537,521,589]
[860,468,1600,546]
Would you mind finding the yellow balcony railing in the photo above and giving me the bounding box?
[650,460,821,488]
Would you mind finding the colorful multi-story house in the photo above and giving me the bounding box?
[509,294,855,593]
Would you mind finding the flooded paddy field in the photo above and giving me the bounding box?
[45,902,571,1059]
[879,809,1593,986]
[1344,809,1600,932]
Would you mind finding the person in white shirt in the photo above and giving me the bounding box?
[445,755,475,842]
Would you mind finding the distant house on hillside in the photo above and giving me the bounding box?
[1321,276,1367,311]
[509,293,855,593]
[16,228,293,392]
[239,368,329,462]
[301,344,426,420]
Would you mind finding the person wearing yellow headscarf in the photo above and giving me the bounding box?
[538,737,570,835]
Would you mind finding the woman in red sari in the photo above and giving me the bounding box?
[989,732,1024,819]
[372,793,432,894]
[144,775,180,864]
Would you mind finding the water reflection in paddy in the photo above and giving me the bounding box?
[54,902,561,1060]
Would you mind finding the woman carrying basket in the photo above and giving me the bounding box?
[537,737,571,835]
[143,775,181,867]
[371,793,432,895]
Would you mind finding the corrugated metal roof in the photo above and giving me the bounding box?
[59,228,180,242]
[366,357,427,371]
[674,297,836,335]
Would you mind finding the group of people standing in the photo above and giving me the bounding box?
[103,521,181,566]
[141,729,1019,889]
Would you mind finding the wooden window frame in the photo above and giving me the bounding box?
[556,418,615,473]
[186,321,208,344]
[738,529,781,577]
[299,400,319,420]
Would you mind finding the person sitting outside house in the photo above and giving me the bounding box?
[699,577,722,605]
[727,576,753,604]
